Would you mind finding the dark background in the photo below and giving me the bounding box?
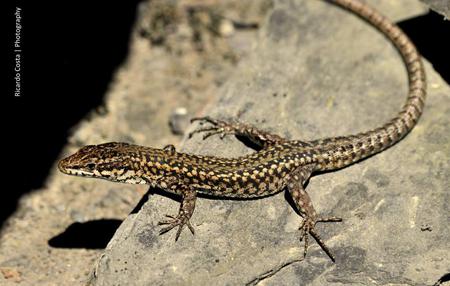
[5,0,141,228]
[4,1,450,228]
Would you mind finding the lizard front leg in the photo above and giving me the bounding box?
[158,186,197,241]
[189,116,287,147]
[287,166,342,262]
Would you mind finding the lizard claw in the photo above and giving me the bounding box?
[188,116,235,140]
[158,213,195,241]
[299,216,342,262]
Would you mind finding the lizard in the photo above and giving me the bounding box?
[58,0,426,262]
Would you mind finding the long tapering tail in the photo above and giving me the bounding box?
[313,0,427,170]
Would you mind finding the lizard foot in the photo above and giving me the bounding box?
[299,215,342,262]
[189,116,237,140]
[158,214,195,241]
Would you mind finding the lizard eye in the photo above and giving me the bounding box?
[86,163,96,170]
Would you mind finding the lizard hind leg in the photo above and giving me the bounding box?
[287,167,342,262]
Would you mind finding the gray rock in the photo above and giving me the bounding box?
[88,1,450,286]
[422,0,450,18]
[169,107,189,136]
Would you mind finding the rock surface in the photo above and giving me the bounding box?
[88,1,449,286]
[422,0,450,18]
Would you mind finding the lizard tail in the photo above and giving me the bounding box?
[312,0,426,171]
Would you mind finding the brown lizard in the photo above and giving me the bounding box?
[58,0,426,261]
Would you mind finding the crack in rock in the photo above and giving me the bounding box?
[246,258,302,286]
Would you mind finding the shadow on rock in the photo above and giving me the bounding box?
[48,219,123,249]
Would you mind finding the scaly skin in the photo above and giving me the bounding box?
[58,0,426,262]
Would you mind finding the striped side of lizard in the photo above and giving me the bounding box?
[58,0,426,261]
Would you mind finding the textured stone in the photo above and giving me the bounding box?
[88,1,449,286]
[422,0,450,18]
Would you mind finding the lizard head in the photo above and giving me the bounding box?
[58,142,147,184]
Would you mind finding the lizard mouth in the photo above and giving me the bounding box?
[58,157,95,177]
[58,157,70,174]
